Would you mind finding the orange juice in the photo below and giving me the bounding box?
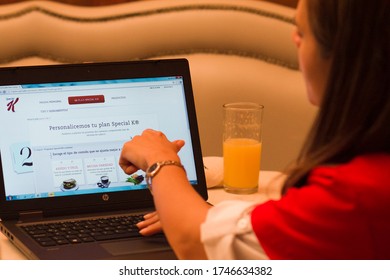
[223,138,261,193]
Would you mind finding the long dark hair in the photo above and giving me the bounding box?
[282,0,390,192]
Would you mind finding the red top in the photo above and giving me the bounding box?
[251,153,390,259]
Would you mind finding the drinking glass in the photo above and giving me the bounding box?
[223,102,264,194]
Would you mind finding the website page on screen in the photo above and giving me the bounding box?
[0,77,197,201]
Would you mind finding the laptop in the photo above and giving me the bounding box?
[0,59,208,260]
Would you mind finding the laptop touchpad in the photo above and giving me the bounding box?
[100,237,176,259]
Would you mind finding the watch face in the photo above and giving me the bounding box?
[146,163,158,194]
[148,163,159,174]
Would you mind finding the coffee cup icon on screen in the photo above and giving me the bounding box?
[97,176,110,188]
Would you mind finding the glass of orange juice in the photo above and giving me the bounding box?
[223,102,264,194]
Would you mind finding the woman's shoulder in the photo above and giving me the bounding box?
[313,153,390,183]
[310,153,390,198]
[344,153,390,170]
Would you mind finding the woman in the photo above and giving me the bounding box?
[119,0,390,259]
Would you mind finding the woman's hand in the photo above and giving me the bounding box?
[119,129,209,259]
[119,129,185,175]
[137,211,163,236]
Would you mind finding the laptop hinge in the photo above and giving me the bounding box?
[18,211,44,222]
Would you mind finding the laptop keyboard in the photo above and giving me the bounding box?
[21,214,145,247]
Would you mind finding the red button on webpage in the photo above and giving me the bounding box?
[68,95,105,105]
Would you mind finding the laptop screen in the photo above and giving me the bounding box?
[0,75,199,201]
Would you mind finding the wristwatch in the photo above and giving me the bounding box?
[145,160,185,193]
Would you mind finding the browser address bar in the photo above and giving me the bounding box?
[2,79,181,95]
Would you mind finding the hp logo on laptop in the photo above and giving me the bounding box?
[102,194,110,201]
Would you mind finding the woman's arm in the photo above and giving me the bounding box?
[119,129,212,259]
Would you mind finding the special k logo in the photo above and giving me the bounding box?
[6,97,19,112]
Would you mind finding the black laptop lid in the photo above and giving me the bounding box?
[0,59,207,219]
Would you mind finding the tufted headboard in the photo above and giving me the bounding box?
[0,0,317,171]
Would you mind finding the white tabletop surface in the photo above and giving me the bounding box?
[0,170,284,260]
